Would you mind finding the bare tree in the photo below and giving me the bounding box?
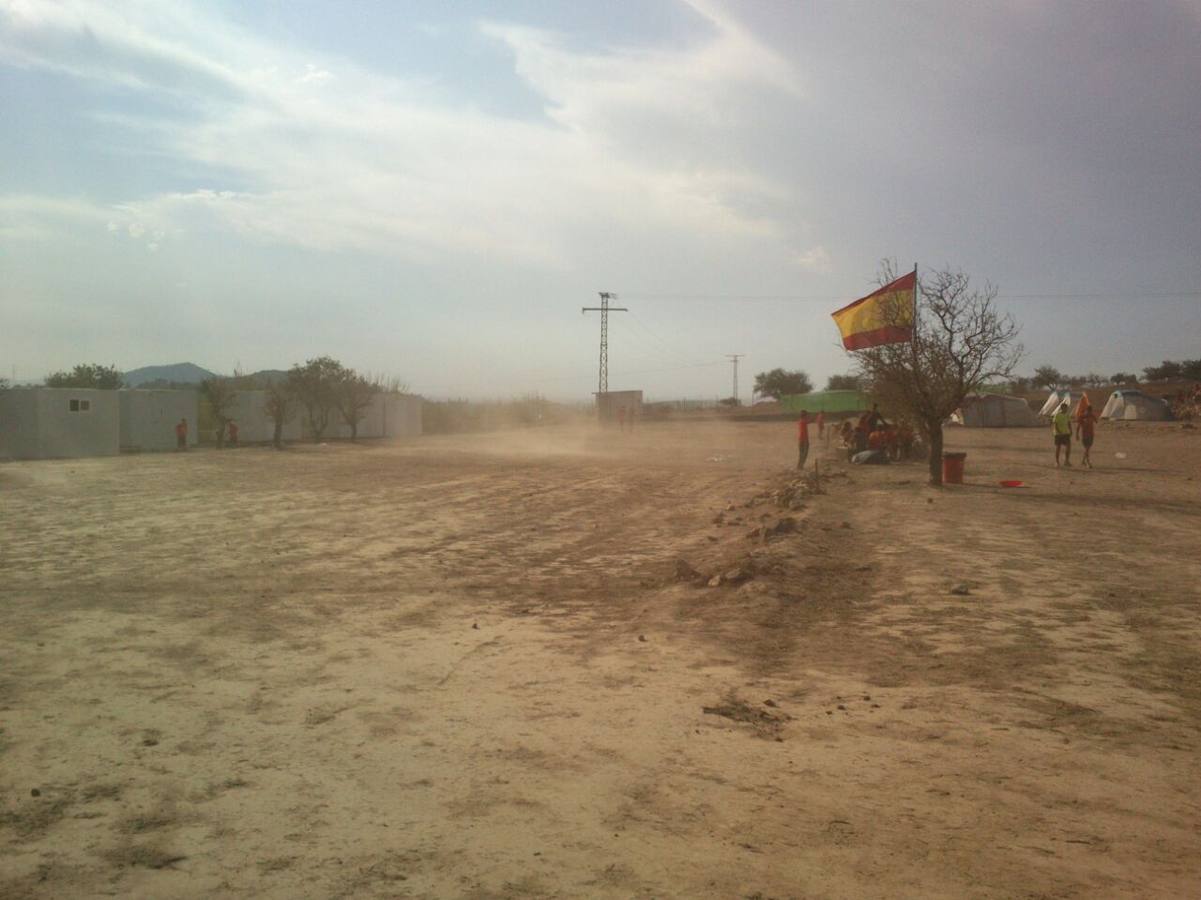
[200,377,237,449]
[262,381,295,449]
[334,370,379,441]
[853,262,1023,485]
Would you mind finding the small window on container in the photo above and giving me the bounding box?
[69,399,80,412]
[80,399,91,411]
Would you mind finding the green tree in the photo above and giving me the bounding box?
[853,262,1023,485]
[825,373,863,391]
[1030,365,1063,389]
[1142,360,1182,381]
[1109,372,1137,385]
[44,363,123,389]
[1143,360,1183,381]
[288,356,344,442]
[753,368,813,399]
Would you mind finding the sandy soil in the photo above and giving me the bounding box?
[2,420,1199,899]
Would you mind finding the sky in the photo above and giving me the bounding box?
[2,0,1199,400]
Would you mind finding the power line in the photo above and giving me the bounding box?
[618,290,1201,302]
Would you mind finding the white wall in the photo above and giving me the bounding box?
[0,388,119,459]
[0,389,39,459]
[225,390,303,444]
[326,393,423,439]
[119,390,199,451]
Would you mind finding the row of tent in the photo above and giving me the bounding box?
[951,388,1173,427]
[777,388,1171,427]
[1037,388,1172,421]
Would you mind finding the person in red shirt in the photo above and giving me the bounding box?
[227,420,239,447]
[796,410,810,470]
[175,418,188,451]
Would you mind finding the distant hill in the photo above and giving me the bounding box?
[122,362,218,387]
[246,369,289,385]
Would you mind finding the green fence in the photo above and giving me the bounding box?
[778,390,871,414]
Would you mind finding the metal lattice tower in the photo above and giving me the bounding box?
[726,354,744,405]
[582,292,628,393]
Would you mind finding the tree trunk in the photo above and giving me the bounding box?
[927,420,944,486]
[350,421,358,442]
[273,421,283,449]
[215,423,225,450]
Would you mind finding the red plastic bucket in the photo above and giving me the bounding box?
[942,452,967,484]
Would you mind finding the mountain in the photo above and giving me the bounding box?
[246,369,289,385]
[122,362,218,387]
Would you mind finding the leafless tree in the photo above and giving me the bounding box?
[334,371,379,441]
[853,261,1023,485]
[200,377,237,449]
[262,381,295,449]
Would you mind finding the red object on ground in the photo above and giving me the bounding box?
[999,480,1025,488]
[942,452,967,484]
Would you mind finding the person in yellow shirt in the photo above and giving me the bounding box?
[1052,402,1073,468]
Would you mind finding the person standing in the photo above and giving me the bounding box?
[796,409,811,470]
[815,410,825,438]
[175,418,188,451]
[1052,402,1073,467]
[1076,400,1098,468]
[227,419,239,447]
[866,403,885,433]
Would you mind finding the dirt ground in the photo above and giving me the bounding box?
[2,420,1199,899]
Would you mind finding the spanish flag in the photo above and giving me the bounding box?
[831,270,917,350]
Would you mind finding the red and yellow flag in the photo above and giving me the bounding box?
[831,270,916,350]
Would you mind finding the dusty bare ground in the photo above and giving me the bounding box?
[1,420,1199,899]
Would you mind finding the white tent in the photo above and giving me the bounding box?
[952,393,1039,427]
[1099,390,1171,421]
[1039,389,1086,418]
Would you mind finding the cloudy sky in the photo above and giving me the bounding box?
[2,0,1199,399]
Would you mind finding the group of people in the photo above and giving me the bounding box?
[795,393,1113,473]
[795,404,915,470]
[1051,395,1097,468]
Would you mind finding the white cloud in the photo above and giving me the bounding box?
[0,0,809,269]
[297,62,331,85]
[794,246,832,273]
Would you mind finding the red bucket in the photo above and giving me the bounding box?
[942,452,967,484]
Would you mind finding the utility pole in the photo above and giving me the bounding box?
[726,354,744,406]
[582,291,628,394]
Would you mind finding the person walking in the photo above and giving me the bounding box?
[1076,397,1098,468]
[175,417,188,451]
[796,409,811,470]
[1052,402,1073,467]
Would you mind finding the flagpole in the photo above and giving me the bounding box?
[911,262,918,344]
